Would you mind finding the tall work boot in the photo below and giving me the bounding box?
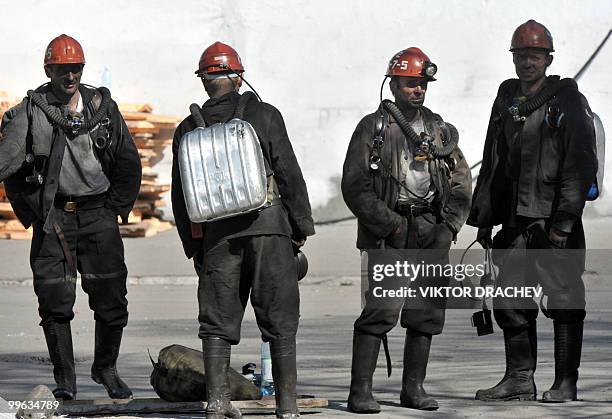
[399,330,438,410]
[270,337,299,419]
[347,332,381,413]
[475,322,537,401]
[42,322,77,400]
[90,322,133,399]
[202,337,242,419]
[542,321,583,402]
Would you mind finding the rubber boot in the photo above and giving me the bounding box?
[42,322,77,400]
[90,321,133,399]
[541,321,583,402]
[270,337,299,419]
[347,332,381,414]
[475,322,537,401]
[399,330,438,410]
[203,337,242,419]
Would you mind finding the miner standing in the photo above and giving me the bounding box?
[342,47,472,412]
[469,20,598,402]
[0,34,141,399]
[171,42,315,418]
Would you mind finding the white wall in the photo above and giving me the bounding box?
[0,0,610,210]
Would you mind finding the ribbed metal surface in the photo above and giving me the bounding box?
[178,119,267,222]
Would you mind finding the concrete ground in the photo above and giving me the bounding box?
[1,219,612,418]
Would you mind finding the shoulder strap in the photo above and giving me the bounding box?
[189,103,206,128]
[25,98,34,159]
[232,91,278,204]
[234,91,258,119]
[494,79,520,115]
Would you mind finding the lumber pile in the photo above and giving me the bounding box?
[118,103,179,238]
[0,90,20,121]
[0,93,180,239]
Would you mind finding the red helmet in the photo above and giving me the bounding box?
[195,41,244,77]
[44,34,85,66]
[386,47,437,80]
[510,20,554,52]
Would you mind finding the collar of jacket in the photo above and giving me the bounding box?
[202,91,241,125]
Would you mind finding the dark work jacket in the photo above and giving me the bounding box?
[468,77,598,233]
[341,106,472,250]
[171,91,315,259]
[1,84,141,228]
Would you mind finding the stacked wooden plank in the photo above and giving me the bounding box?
[117,103,179,238]
[0,95,180,239]
[0,90,20,121]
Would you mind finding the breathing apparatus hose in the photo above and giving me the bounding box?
[189,103,207,128]
[509,78,575,117]
[433,122,459,159]
[27,86,112,133]
[381,99,458,158]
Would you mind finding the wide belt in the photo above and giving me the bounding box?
[395,201,432,218]
[54,193,107,213]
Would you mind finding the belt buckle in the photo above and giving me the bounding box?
[64,201,77,213]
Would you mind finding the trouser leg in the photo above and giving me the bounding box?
[248,235,300,341]
[31,218,78,399]
[528,219,585,402]
[76,207,131,398]
[246,235,300,417]
[401,216,452,335]
[198,239,246,344]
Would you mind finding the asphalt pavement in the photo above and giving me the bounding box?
[1,219,612,418]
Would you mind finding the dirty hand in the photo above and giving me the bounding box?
[549,228,568,249]
[477,227,493,249]
[292,238,306,248]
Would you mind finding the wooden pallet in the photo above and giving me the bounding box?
[60,396,328,416]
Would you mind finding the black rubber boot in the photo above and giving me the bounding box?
[541,321,583,402]
[270,337,299,419]
[399,330,438,410]
[347,332,381,414]
[90,322,133,399]
[475,322,537,401]
[203,337,242,419]
[43,322,77,400]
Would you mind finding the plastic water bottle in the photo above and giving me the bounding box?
[260,342,275,397]
[101,67,112,90]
